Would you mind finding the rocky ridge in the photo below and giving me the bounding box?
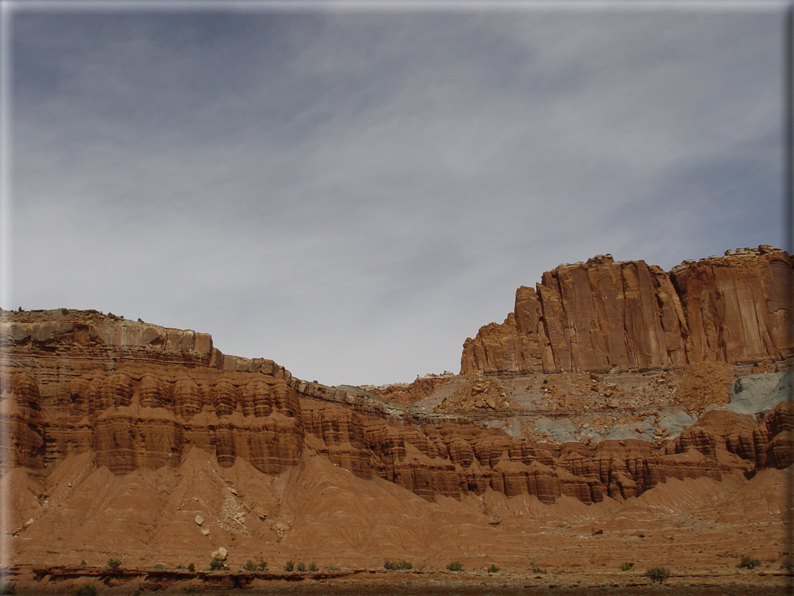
[3,248,793,589]
[461,245,792,375]
[1,248,792,533]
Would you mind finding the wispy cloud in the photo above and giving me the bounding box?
[10,6,784,385]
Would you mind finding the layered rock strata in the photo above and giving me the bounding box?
[3,242,791,511]
[462,246,793,375]
[1,311,303,477]
[0,310,734,505]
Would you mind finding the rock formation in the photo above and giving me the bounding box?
[2,246,791,518]
[361,372,455,406]
[461,246,793,375]
[1,310,302,477]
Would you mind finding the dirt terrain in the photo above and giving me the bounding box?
[4,451,789,594]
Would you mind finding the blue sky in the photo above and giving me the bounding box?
[5,2,786,386]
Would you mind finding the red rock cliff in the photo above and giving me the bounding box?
[461,246,792,375]
[1,310,303,476]
[4,257,789,509]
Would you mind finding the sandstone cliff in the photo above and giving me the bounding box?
[461,246,792,375]
[3,247,791,585]
[2,305,787,510]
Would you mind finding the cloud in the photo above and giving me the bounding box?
[9,6,785,385]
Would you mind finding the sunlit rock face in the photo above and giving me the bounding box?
[461,246,793,375]
[1,311,304,477]
[2,245,791,507]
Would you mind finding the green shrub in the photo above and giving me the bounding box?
[297,562,306,572]
[531,563,546,574]
[326,565,341,572]
[154,563,164,570]
[446,561,463,572]
[645,567,671,584]
[284,560,294,572]
[309,562,318,572]
[79,560,87,568]
[243,560,258,572]
[106,558,121,570]
[73,585,97,596]
[738,555,762,570]
[187,563,195,572]
[257,558,267,571]
[384,560,412,571]
[0,582,15,595]
[487,564,499,573]
[209,559,225,571]
[620,562,634,571]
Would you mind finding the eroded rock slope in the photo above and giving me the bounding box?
[1,247,791,523]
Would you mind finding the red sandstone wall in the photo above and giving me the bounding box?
[462,246,792,375]
[3,243,791,507]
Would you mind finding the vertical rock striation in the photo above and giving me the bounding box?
[462,246,792,375]
[3,243,791,508]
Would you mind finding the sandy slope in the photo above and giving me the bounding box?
[6,447,786,582]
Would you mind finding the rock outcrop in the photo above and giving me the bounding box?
[3,245,791,510]
[1,308,751,507]
[362,373,455,406]
[461,246,793,375]
[1,310,302,476]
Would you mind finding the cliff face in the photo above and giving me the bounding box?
[3,306,788,511]
[1,311,303,477]
[3,244,791,510]
[461,246,792,375]
[0,310,608,504]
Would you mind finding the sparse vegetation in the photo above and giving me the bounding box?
[242,558,267,572]
[284,560,294,572]
[620,562,634,571]
[106,558,121,570]
[297,562,306,572]
[384,560,412,571]
[487,564,499,573]
[79,560,87,568]
[183,588,197,594]
[187,563,195,572]
[326,565,341,572]
[0,582,15,595]
[738,555,762,570]
[645,566,671,584]
[154,563,164,570]
[446,561,464,572]
[73,585,97,596]
[309,562,318,572]
[530,563,547,574]
[209,559,225,571]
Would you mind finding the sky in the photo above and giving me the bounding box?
[3,1,787,387]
